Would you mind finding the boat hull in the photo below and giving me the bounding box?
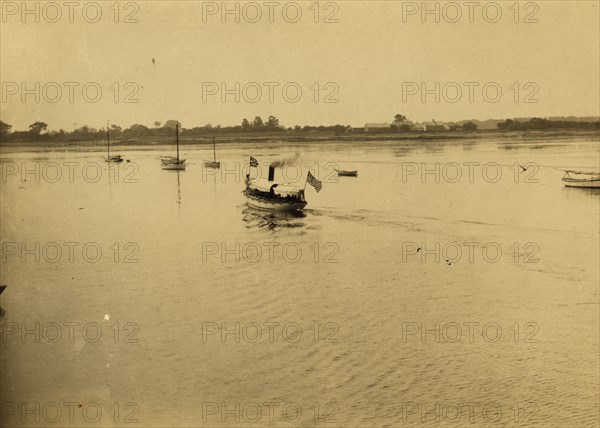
[562,178,600,188]
[160,156,186,163]
[105,156,124,163]
[161,163,186,171]
[337,170,358,177]
[245,193,307,211]
[204,161,220,168]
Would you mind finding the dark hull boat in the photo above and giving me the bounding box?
[336,169,358,177]
[105,155,124,163]
[244,165,307,211]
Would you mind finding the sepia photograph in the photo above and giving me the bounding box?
[0,1,599,426]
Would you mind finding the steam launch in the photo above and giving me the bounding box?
[243,157,322,211]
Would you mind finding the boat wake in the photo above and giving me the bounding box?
[241,206,307,231]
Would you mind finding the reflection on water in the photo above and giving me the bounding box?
[562,186,600,200]
[498,143,519,150]
[176,170,181,206]
[157,168,185,208]
[0,137,598,427]
[392,146,413,157]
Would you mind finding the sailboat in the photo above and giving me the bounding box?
[161,124,186,170]
[104,122,124,163]
[203,136,220,168]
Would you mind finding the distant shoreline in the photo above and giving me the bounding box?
[1,129,598,153]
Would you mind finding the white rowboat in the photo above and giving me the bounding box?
[562,170,600,188]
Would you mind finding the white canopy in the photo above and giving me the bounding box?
[247,178,303,196]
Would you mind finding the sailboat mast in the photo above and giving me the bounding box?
[176,123,180,161]
[106,121,110,157]
[213,136,216,162]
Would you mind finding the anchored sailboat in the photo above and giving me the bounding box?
[161,124,186,170]
[204,136,220,168]
[104,122,124,163]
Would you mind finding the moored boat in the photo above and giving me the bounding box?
[104,121,124,163]
[160,156,184,163]
[562,170,600,188]
[161,161,186,171]
[203,136,220,168]
[336,169,358,177]
[161,124,186,170]
[105,155,124,163]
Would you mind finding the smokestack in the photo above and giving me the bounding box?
[268,166,275,181]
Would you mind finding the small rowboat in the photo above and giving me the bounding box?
[105,155,124,163]
[336,169,358,177]
[562,170,600,188]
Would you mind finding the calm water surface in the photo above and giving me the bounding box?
[1,137,598,427]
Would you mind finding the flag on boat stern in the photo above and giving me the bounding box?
[250,156,259,167]
[306,171,323,192]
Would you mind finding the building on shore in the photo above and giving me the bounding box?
[393,119,416,132]
[363,119,449,133]
[364,123,392,133]
[422,119,449,131]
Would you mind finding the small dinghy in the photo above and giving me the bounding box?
[561,170,600,188]
[336,169,358,177]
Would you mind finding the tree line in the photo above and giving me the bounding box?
[496,118,600,130]
[0,115,354,142]
[1,115,598,142]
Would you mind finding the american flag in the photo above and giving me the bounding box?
[306,171,323,192]
[250,156,259,167]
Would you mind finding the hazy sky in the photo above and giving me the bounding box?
[1,0,599,131]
